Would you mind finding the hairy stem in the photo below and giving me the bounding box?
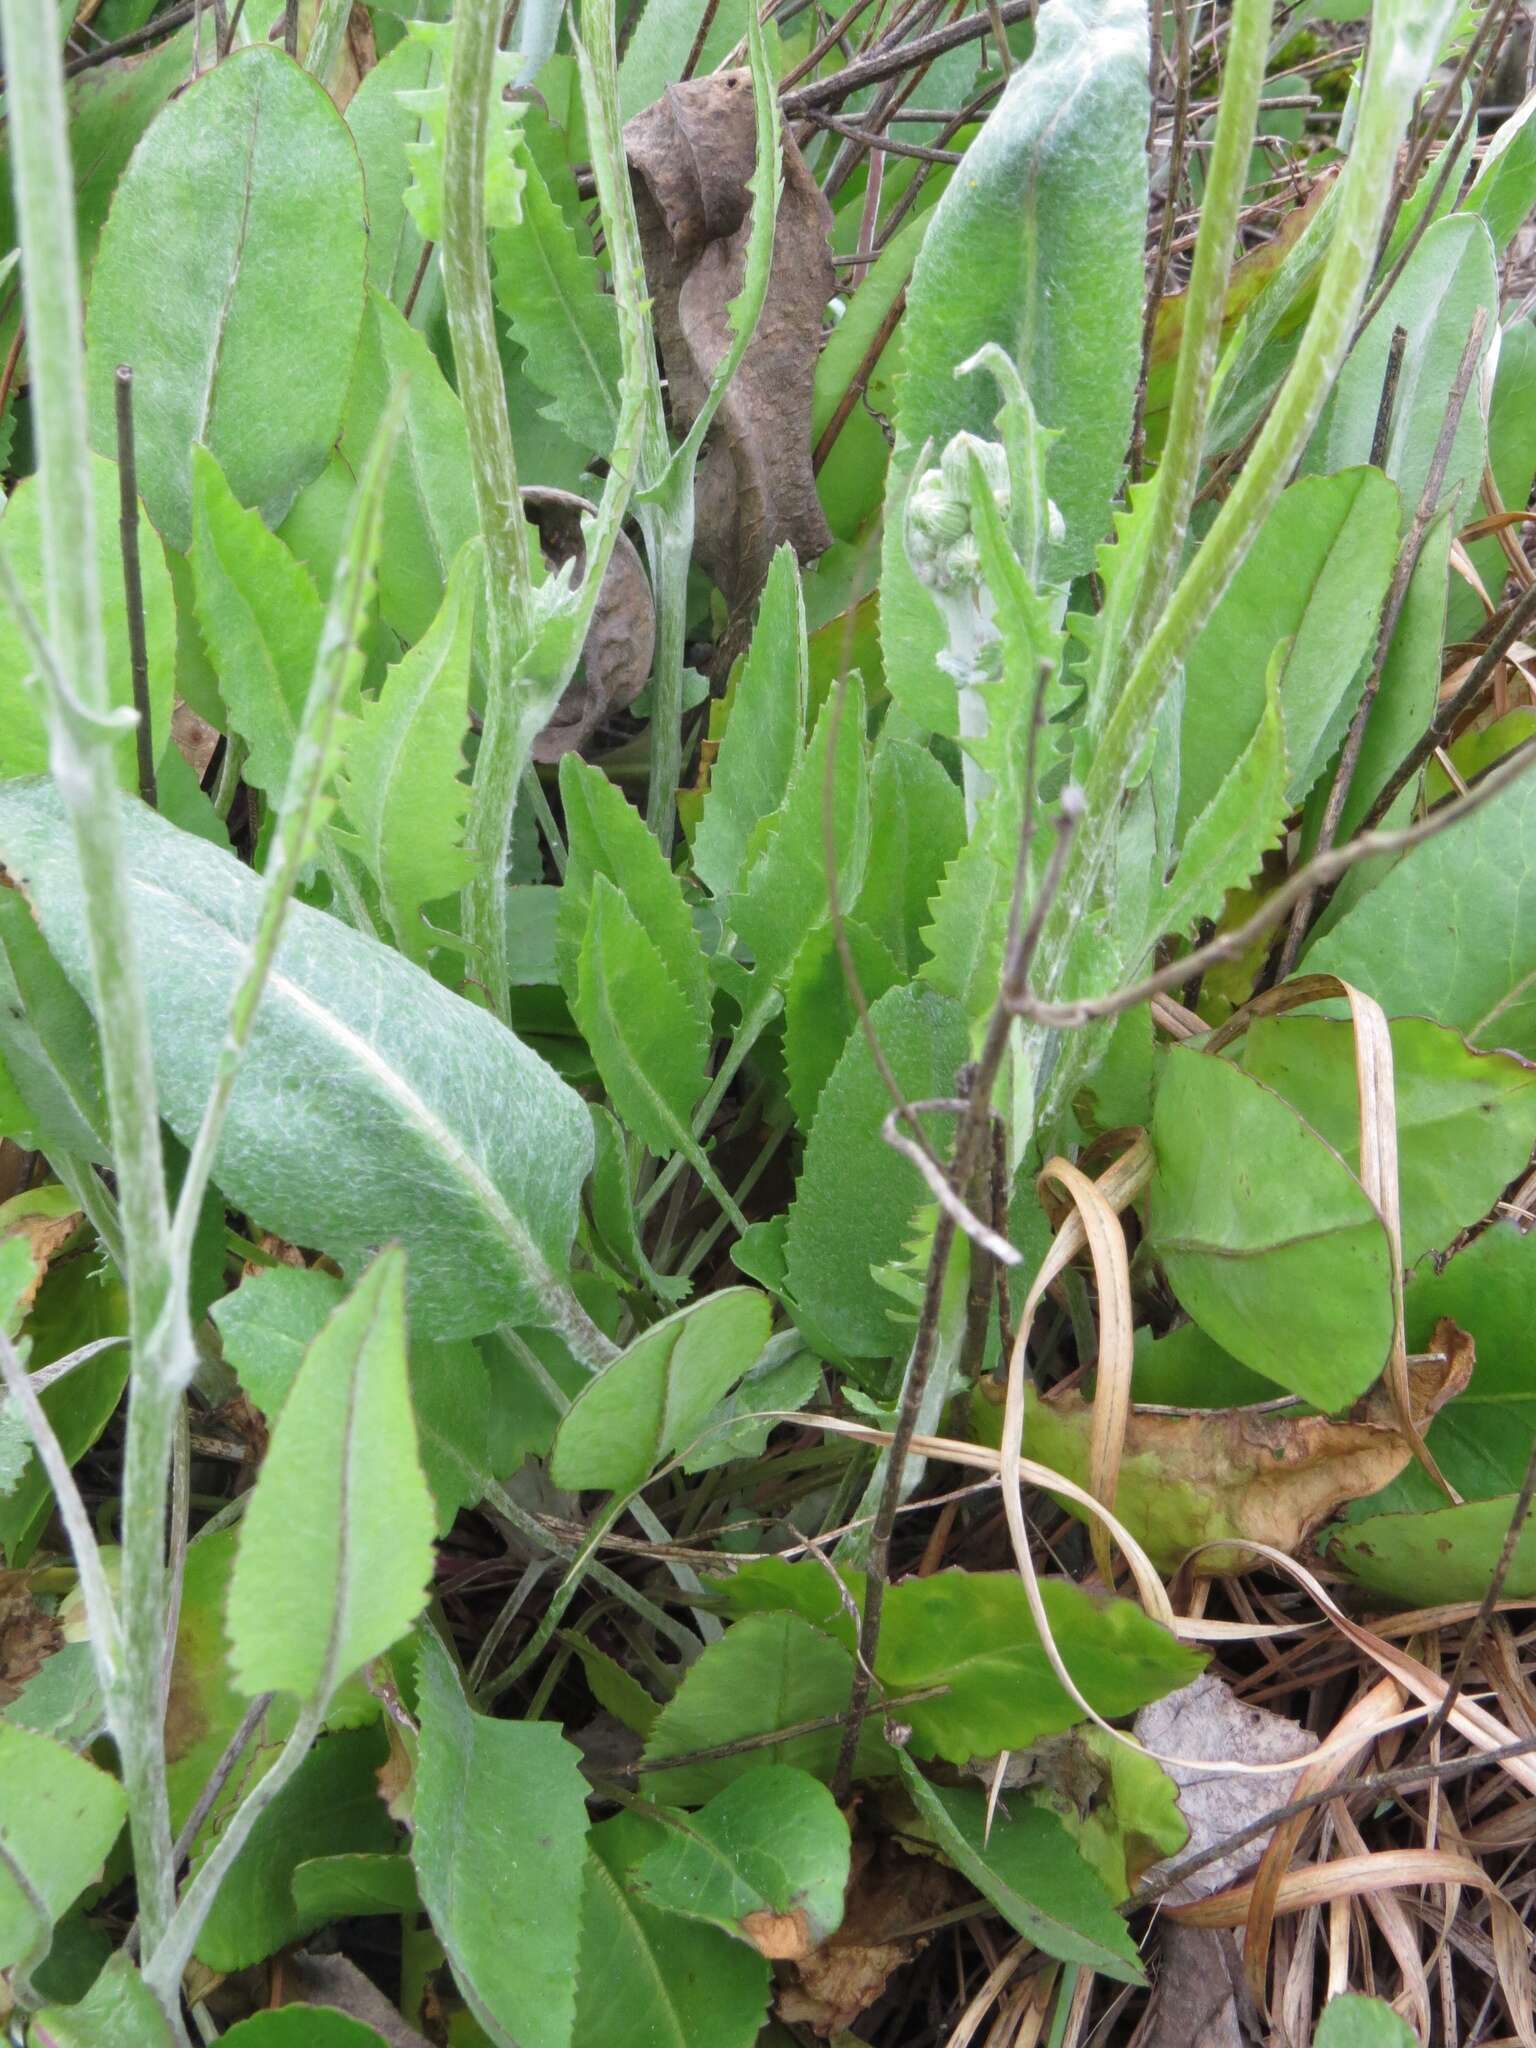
[446,0,537,1022]
[0,0,189,1975]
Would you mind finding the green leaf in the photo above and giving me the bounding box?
[1450,321,1536,642]
[1462,89,1536,254]
[191,1728,394,1972]
[678,1345,821,1474]
[492,148,622,455]
[856,737,966,975]
[640,1612,881,1806]
[550,1288,771,1494]
[635,1766,850,1950]
[1305,215,1495,521]
[559,754,711,1037]
[898,1757,1145,1984]
[1312,1995,1419,2048]
[412,1630,589,2048]
[617,0,749,120]
[85,45,367,552]
[574,1812,769,2048]
[289,1851,419,1932]
[0,891,107,1163]
[31,1954,173,2048]
[340,290,479,647]
[1315,511,1451,849]
[1147,1045,1395,1410]
[881,0,1149,730]
[0,1255,128,1568]
[189,445,325,804]
[584,1104,689,1304]
[783,920,901,1129]
[346,33,439,305]
[211,1265,345,1419]
[573,876,712,1165]
[562,1634,661,1737]
[4,1644,103,1754]
[1303,748,1536,1059]
[731,676,869,995]
[718,1561,1204,1768]
[692,549,809,906]
[0,784,595,1340]
[0,453,175,791]
[1158,653,1287,943]
[0,1723,126,1970]
[1240,1015,1536,1266]
[219,2015,392,2047]
[1176,468,1399,836]
[784,982,969,1359]
[338,539,478,961]
[399,19,527,242]
[1327,1493,1536,1605]
[228,1250,434,1704]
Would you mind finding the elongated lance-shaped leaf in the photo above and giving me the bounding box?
[0,780,600,1351]
[574,876,745,1227]
[226,1249,435,1705]
[492,147,623,456]
[337,538,479,963]
[190,446,324,805]
[412,1630,590,2048]
[172,391,407,1268]
[692,546,808,905]
[558,751,712,1035]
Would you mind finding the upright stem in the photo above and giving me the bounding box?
[445,0,537,1021]
[1118,0,1272,672]
[1029,0,1458,1129]
[0,0,189,1980]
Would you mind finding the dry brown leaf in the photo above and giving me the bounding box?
[172,698,220,781]
[1133,1923,1246,2048]
[1016,1322,1474,1572]
[3,1203,83,1319]
[1135,1674,1318,1909]
[625,72,834,620]
[526,489,655,762]
[0,1569,63,1706]
[773,1829,962,2037]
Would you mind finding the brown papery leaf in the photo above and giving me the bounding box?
[624,72,835,621]
[1011,1321,1475,1572]
[526,488,655,762]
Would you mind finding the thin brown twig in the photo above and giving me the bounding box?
[781,0,1032,113]
[813,284,906,471]
[1132,1733,1536,1911]
[1367,323,1408,471]
[1276,308,1488,976]
[1356,576,1536,836]
[614,1683,950,1777]
[62,0,196,72]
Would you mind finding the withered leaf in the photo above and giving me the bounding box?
[1011,1321,1475,1571]
[526,488,656,762]
[625,72,835,621]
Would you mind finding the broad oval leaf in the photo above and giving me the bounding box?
[1327,1493,1536,1606]
[85,45,367,551]
[31,1954,173,2048]
[413,1631,589,2048]
[0,783,594,1339]
[1240,1015,1536,1267]
[227,1249,435,1704]
[0,1723,126,1970]
[1312,1996,1419,2048]
[1303,751,1536,1059]
[575,1812,769,2048]
[1147,1045,1395,1410]
[898,1756,1145,1984]
[219,2014,392,2046]
[635,1766,850,1955]
[550,1287,772,1494]
[881,0,1149,730]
